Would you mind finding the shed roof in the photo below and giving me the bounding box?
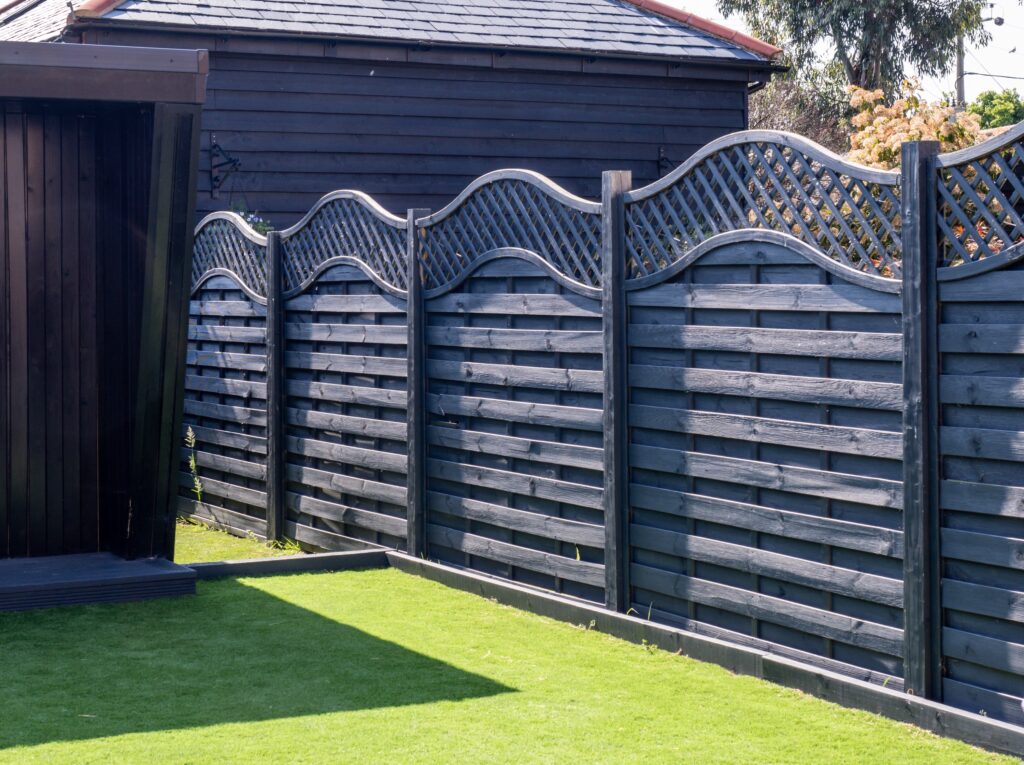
[0,0,779,64]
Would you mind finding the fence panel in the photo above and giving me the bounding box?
[419,174,606,601]
[181,215,269,536]
[622,137,906,686]
[182,125,1024,733]
[279,195,410,550]
[935,128,1024,725]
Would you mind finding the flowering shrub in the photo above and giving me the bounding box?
[847,81,981,169]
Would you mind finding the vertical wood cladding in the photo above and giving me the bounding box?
[0,100,152,558]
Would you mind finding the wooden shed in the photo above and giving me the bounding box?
[0,0,782,227]
[0,42,205,609]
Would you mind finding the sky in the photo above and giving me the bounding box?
[663,0,1024,103]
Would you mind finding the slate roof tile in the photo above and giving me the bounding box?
[0,0,771,64]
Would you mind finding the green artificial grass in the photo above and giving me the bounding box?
[0,569,1011,764]
[173,520,302,565]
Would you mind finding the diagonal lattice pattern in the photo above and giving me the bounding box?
[938,138,1024,266]
[418,178,602,290]
[625,141,903,279]
[281,196,408,293]
[192,217,268,297]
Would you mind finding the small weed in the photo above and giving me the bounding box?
[185,426,203,503]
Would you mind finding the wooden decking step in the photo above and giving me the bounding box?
[0,553,196,612]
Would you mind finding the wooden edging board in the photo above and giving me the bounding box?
[188,549,388,579]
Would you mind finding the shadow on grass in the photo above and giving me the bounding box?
[0,578,512,749]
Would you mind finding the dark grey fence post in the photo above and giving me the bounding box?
[900,140,942,700]
[602,170,632,612]
[265,230,286,543]
[406,208,431,556]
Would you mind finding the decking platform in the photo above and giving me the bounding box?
[0,553,196,612]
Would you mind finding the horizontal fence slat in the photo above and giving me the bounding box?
[180,473,266,508]
[285,293,406,313]
[190,300,266,318]
[285,463,407,506]
[286,407,407,441]
[186,374,268,400]
[426,326,603,353]
[629,324,902,361]
[427,359,603,393]
[286,492,406,537]
[285,322,408,345]
[427,523,605,587]
[943,627,1024,675]
[188,447,268,481]
[184,399,268,427]
[630,444,903,509]
[427,292,600,317]
[940,375,1024,408]
[188,350,267,372]
[427,426,603,470]
[285,351,408,378]
[427,393,603,431]
[941,480,1024,518]
[941,527,1024,570]
[630,483,903,557]
[630,563,904,657]
[627,283,901,313]
[939,271,1024,302]
[427,458,602,510]
[630,365,903,410]
[286,434,408,473]
[286,380,408,409]
[942,579,1024,624]
[178,498,268,538]
[188,425,268,455]
[940,323,1024,354]
[630,524,903,607]
[189,324,266,343]
[941,425,1024,462]
[629,405,902,459]
[426,490,605,547]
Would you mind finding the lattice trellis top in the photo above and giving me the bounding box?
[193,126,1024,295]
[192,212,268,299]
[623,131,903,280]
[278,191,408,294]
[414,170,602,292]
[936,122,1024,268]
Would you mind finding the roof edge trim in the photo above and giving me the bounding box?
[621,0,782,60]
[72,0,125,20]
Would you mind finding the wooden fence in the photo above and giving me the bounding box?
[181,126,1024,728]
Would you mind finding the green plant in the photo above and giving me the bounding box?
[185,426,203,503]
[230,201,273,235]
[968,89,1024,130]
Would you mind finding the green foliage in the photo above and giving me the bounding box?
[185,426,202,503]
[717,0,991,97]
[0,569,1011,763]
[230,201,273,235]
[749,60,852,152]
[968,89,1024,129]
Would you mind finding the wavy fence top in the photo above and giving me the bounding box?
[623,132,902,279]
[191,124,1024,297]
[936,122,1024,270]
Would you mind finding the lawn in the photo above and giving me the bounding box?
[173,519,302,565]
[0,565,1011,764]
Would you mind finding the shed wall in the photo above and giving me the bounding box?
[194,52,749,226]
